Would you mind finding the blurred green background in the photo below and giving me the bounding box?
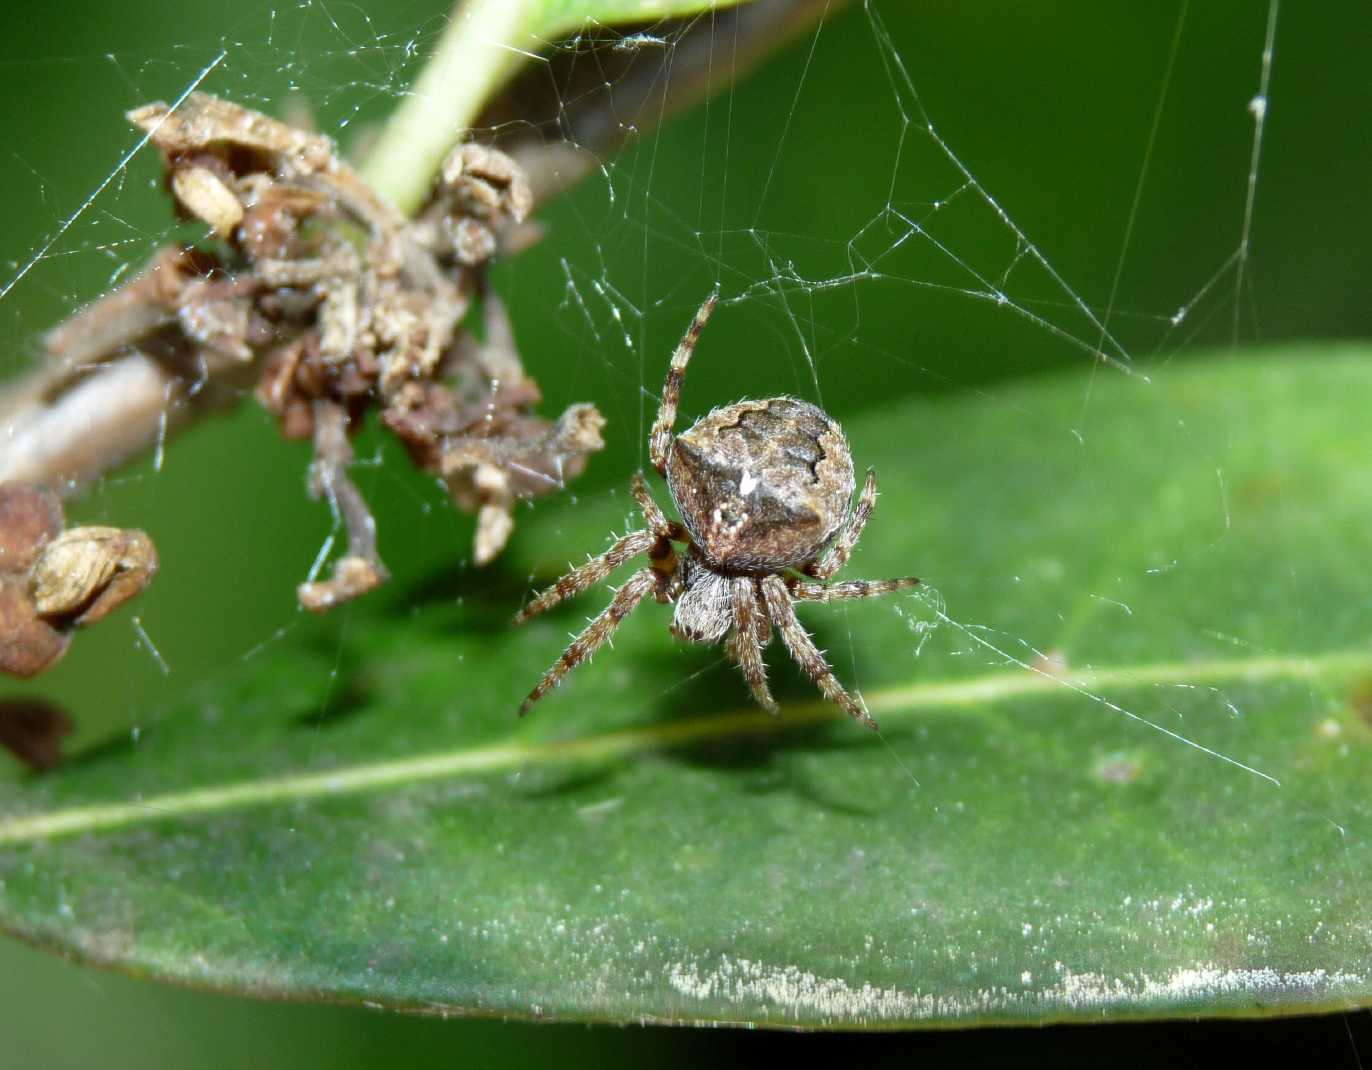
[1,0,1369,1063]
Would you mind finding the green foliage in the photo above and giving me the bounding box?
[3,350,1370,1027]
[362,0,753,213]
[537,0,750,38]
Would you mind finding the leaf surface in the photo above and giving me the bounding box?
[3,349,1372,1028]
[536,0,752,38]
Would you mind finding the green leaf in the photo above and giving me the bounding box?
[3,347,1372,1028]
[361,0,752,214]
[535,0,752,38]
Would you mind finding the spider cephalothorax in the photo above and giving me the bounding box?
[514,294,919,728]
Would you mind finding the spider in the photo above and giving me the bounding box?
[514,294,919,729]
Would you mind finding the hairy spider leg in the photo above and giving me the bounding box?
[790,578,921,602]
[728,576,777,712]
[790,467,918,600]
[514,529,659,624]
[513,467,691,626]
[806,468,878,580]
[629,470,689,598]
[648,292,719,476]
[761,575,878,730]
[519,569,657,715]
[630,471,673,534]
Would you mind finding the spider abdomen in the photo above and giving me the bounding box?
[666,396,855,572]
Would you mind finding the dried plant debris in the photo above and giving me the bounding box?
[0,697,74,772]
[0,483,157,678]
[45,93,604,612]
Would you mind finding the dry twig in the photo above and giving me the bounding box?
[7,94,605,611]
[0,0,841,613]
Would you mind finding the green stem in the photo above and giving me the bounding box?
[359,0,538,216]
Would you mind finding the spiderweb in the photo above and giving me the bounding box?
[0,0,1347,767]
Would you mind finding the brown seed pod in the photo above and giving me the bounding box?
[0,482,158,677]
[30,526,159,625]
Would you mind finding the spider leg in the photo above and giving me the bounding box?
[631,471,682,539]
[519,568,657,714]
[648,293,719,476]
[790,577,920,602]
[728,576,777,713]
[514,529,658,624]
[630,469,690,600]
[806,468,878,580]
[761,574,877,730]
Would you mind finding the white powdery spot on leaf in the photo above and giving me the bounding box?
[1055,965,1366,1009]
[667,955,1367,1023]
[667,956,1001,1021]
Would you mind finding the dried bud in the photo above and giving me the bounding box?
[474,502,514,567]
[317,281,361,364]
[0,697,74,772]
[172,165,244,238]
[177,285,255,362]
[0,581,69,678]
[298,555,386,614]
[554,403,608,456]
[450,217,497,267]
[440,143,533,246]
[0,483,70,677]
[0,483,62,572]
[30,526,158,625]
[128,92,336,176]
[0,488,158,677]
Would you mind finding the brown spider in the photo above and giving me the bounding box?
[515,295,919,728]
